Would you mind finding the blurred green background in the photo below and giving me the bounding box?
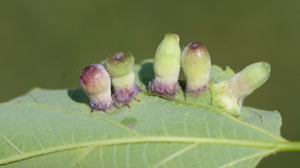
[1,0,300,167]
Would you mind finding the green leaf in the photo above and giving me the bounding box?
[210,65,235,82]
[0,60,291,168]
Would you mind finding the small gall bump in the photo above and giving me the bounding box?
[79,64,114,111]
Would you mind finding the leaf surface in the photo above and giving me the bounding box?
[0,61,284,168]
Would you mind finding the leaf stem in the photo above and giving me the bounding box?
[0,136,300,165]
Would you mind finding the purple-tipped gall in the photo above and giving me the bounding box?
[79,64,113,111]
[149,33,181,99]
[182,42,211,96]
[106,52,141,103]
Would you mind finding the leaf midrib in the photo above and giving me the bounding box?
[0,136,298,165]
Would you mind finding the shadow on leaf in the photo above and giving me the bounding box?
[67,88,89,104]
[139,62,154,90]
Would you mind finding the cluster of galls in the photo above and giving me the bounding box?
[79,52,141,112]
[79,33,270,116]
[149,33,270,117]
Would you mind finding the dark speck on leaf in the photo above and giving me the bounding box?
[120,117,138,129]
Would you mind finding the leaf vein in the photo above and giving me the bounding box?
[249,108,266,130]
[218,149,277,168]
[27,95,39,104]
[28,118,44,150]
[69,147,96,168]
[0,135,23,155]
[143,142,150,168]
[152,143,198,168]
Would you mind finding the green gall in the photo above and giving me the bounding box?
[106,52,141,103]
[211,62,271,116]
[79,64,113,111]
[149,33,181,98]
[106,52,135,77]
[228,62,271,97]
[182,42,211,95]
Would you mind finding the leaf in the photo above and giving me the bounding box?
[210,65,235,82]
[0,60,286,168]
